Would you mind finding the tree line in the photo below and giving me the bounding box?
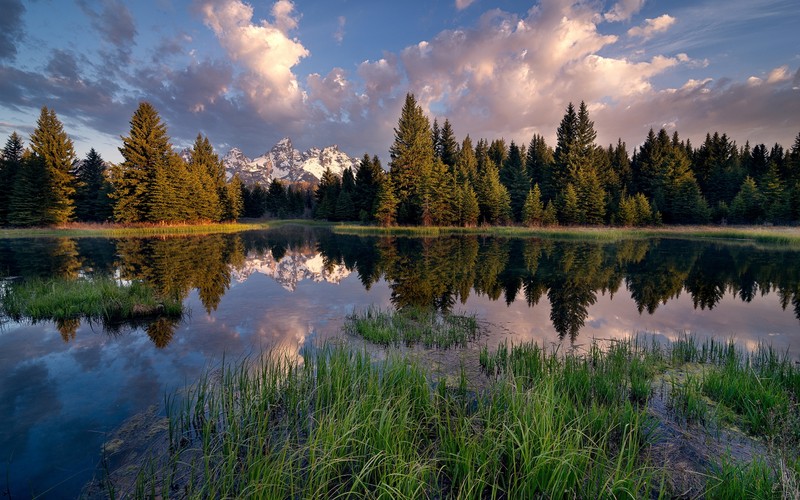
[313,93,800,227]
[0,103,243,227]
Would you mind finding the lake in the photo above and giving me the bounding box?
[1,226,799,497]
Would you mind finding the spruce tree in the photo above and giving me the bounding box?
[560,183,580,225]
[355,154,383,220]
[500,141,530,221]
[525,134,554,200]
[455,135,478,184]
[438,119,459,169]
[9,152,48,226]
[114,102,174,223]
[389,94,434,224]
[221,174,243,220]
[577,168,606,225]
[74,148,113,222]
[29,107,76,224]
[729,176,764,223]
[522,184,544,227]
[187,134,223,221]
[265,178,287,216]
[456,181,479,227]
[374,176,398,226]
[0,132,24,225]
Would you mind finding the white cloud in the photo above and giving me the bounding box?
[455,0,477,10]
[767,65,791,83]
[604,0,646,22]
[334,15,346,44]
[196,0,309,122]
[627,14,675,40]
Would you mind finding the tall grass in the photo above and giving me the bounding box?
[131,344,659,498]
[0,222,268,239]
[345,306,480,349]
[1,277,182,322]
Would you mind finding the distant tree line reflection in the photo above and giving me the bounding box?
[1,228,799,345]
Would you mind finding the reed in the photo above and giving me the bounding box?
[345,306,480,349]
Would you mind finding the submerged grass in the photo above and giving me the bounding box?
[345,306,480,349]
[1,277,182,322]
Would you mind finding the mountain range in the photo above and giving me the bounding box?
[232,248,351,291]
[220,138,360,186]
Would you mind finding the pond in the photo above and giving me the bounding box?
[1,226,799,497]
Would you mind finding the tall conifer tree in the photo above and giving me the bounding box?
[29,107,76,224]
[389,94,434,224]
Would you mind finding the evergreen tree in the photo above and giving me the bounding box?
[487,139,507,171]
[729,176,764,223]
[455,135,478,184]
[500,141,530,221]
[9,152,48,226]
[577,168,606,225]
[526,134,554,201]
[265,178,286,216]
[221,174,243,220]
[28,107,76,224]
[389,94,434,224]
[476,159,511,225]
[334,189,357,221]
[314,167,341,220]
[0,132,24,225]
[354,154,383,221]
[438,119,459,169]
[455,181,479,227]
[374,176,398,226]
[74,148,113,222]
[522,184,544,226]
[187,134,223,221]
[761,160,790,223]
[542,200,558,226]
[114,102,175,223]
[560,183,580,225]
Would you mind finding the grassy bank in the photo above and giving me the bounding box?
[332,223,800,246]
[117,319,800,498]
[345,306,480,348]
[1,277,182,322]
[0,221,272,239]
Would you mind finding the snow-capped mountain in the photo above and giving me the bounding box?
[232,248,351,292]
[222,138,359,186]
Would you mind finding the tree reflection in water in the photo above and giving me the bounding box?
[2,228,800,346]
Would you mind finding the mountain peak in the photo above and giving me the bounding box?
[223,138,359,186]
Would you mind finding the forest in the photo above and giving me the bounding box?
[1,95,799,227]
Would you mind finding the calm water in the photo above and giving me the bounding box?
[2,227,800,496]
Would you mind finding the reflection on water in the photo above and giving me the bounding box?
[1,227,800,496]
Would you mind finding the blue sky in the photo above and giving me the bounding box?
[1,0,798,163]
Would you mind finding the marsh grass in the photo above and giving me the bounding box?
[345,306,480,348]
[132,344,658,498]
[332,223,800,246]
[1,277,182,322]
[0,222,268,239]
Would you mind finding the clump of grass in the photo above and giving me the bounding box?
[345,306,479,349]
[1,277,182,322]
[131,344,658,498]
[668,372,708,424]
[705,455,780,499]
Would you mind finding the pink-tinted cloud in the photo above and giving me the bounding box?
[627,14,676,40]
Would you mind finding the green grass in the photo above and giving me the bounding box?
[132,344,658,498]
[1,276,182,322]
[332,223,800,246]
[345,306,480,348]
[115,326,800,498]
[0,221,270,239]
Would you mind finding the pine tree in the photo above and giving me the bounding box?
[560,183,580,225]
[542,200,558,226]
[438,119,459,169]
[456,181,479,227]
[265,178,287,216]
[9,152,48,226]
[729,176,764,223]
[374,176,398,226]
[221,174,243,220]
[0,132,24,225]
[114,102,175,223]
[187,134,223,221]
[334,189,357,221]
[315,167,341,220]
[355,154,383,221]
[476,159,511,225]
[389,94,434,224]
[522,184,544,226]
[500,141,530,221]
[29,107,76,224]
[577,168,606,225]
[74,148,113,222]
[455,135,478,184]
[525,134,554,200]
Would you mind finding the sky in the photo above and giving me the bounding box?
[0,0,798,163]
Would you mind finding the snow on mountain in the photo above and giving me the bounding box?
[222,137,359,186]
[232,248,351,291]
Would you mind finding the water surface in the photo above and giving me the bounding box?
[1,227,799,496]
